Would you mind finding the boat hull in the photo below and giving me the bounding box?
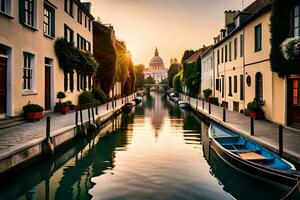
[210,137,298,189]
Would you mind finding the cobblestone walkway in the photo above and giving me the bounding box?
[182,95,300,165]
[0,97,131,156]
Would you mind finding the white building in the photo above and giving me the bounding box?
[144,48,167,84]
[201,46,214,97]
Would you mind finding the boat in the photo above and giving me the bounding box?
[121,103,134,114]
[178,100,190,109]
[208,124,300,189]
[133,97,142,105]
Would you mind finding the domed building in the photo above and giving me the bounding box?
[144,48,168,84]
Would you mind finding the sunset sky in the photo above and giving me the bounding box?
[89,0,254,68]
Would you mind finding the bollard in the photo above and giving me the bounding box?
[95,106,98,115]
[223,108,226,122]
[202,100,204,110]
[88,108,91,125]
[75,110,78,126]
[106,101,109,110]
[279,125,283,157]
[196,99,198,111]
[112,98,114,109]
[80,107,84,130]
[91,106,95,122]
[250,116,254,136]
[209,102,211,114]
[46,116,51,140]
[122,98,124,104]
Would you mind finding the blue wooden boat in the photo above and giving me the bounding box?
[208,124,300,189]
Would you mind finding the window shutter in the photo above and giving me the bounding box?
[51,8,55,37]
[19,0,25,24]
[64,72,68,92]
[70,71,74,92]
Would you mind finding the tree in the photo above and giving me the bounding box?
[144,76,155,84]
[134,64,145,90]
[173,71,183,92]
[181,50,195,63]
[167,63,182,87]
[93,21,117,95]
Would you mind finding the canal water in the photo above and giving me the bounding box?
[0,92,297,200]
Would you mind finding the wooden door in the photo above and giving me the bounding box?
[291,79,300,124]
[45,66,51,110]
[0,57,7,114]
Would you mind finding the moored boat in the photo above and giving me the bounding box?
[178,100,190,109]
[208,124,300,189]
[121,103,134,114]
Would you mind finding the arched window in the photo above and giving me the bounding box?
[255,72,263,101]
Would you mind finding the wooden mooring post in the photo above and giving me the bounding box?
[250,116,254,136]
[279,125,283,157]
[223,108,226,122]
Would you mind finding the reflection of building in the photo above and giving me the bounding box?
[144,48,167,84]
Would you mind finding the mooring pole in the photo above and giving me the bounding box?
[80,107,84,130]
[209,102,211,114]
[46,116,51,140]
[88,108,91,125]
[202,100,204,110]
[75,110,78,126]
[91,106,95,122]
[223,108,226,122]
[196,99,198,111]
[250,116,254,136]
[279,125,283,157]
[106,101,108,110]
[95,105,98,116]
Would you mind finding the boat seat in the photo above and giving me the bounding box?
[231,149,256,153]
[238,152,267,161]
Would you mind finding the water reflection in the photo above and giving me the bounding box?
[0,92,296,200]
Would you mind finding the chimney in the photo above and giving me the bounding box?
[82,2,92,13]
[224,10,239,27]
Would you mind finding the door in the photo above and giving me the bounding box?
[0,57,7,114]
[290,79,300,124]
[45,66,51,110]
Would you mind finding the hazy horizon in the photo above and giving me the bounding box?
[89,0,255,68]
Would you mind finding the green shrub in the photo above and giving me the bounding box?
[78,91,96,105]
[92,88,107,104]
[57,91,66,101]
[247,101,261,111]
[209,97,219,106]
[203,89,212,100]
[23,103,44,113]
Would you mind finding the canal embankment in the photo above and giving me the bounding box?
[0,94,135,177]
[180,94,300,167]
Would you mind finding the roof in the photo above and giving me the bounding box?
[185,46,212,63]
[214,0,272,48]
[75,0,95,20]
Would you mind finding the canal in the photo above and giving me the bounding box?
[0,92,297,200]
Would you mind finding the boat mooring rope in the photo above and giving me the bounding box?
[280,177,300,200]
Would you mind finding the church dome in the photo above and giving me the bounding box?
[149,48,165,70]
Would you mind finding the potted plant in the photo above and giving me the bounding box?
[281,37,300,60]
[55,91,71,114]
[57,91,66,102]
[247,99,264,120]
[203,88,212,101]
[59,102,70,114]
[23,103,44,121]
[66,101,75,111]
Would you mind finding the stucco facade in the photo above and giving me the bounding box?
[213,2,286,124]
[0,0,94,116]
[201,48,214,98]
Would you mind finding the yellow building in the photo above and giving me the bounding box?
[0,0,94,116]
[213,0,287,124]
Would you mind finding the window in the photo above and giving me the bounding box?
[64,0,73,17]
[234,38,237,60]
[85,15,87,28]
[254,24,262,52]
[217,49,220,65]
[0,0,11,14]
[240,75,244,100]
[77,8,82,24]
[64,24,74,44]
[234,75,237,93]
[43,4,55,37]
[294,5,300,37]
[24,0,34,26]
[240,34,244,57]
[221,47,224,63]
[64,72,68,92]
[88,19,91,31]
[229,42,232,61]
[293,80,300,106]
[23,52,34,91]
[77,72,81,91]
[225,45,228,62]
[255,72,263,101]
[228,77,232,97]
[222,75,224,98]
[216,79,219,91]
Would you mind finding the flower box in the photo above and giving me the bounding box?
[26,111,43,121]
[60,105,70,114]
